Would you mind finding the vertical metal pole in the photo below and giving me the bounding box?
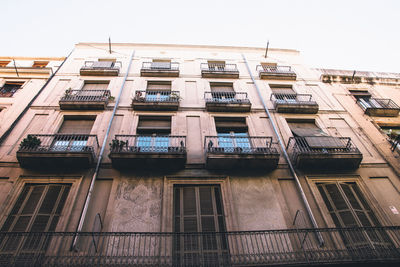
[72,50,135,250]
[109,37,112,54]
[242,53,324,246]
[264,41,269,58]
[13,59,19,77]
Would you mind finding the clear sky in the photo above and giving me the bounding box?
[2,0,399,72]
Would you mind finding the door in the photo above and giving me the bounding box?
[174,185,228,266]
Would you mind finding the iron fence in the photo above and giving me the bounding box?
[201,63,238,72]
[0,227,399,266]
[18,134,99,154]
[204,91,250,104]
[110,135,186,153]
[256,65,294,74]
[205,136,278,154]
[141,62,179,71]
[270,93,316,105]
[81,61,122,70]
[357,98,400,110]
[60,90,111,102]
[132,90,181,103]
[286,136,360,161]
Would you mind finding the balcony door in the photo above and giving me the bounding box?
[317,182,391,249]
[53,117,95,152]
[215,117,250,153]
[0,184,71,260]
[174,185,228,266]
[136,116,171,152]
[210,83,235,102]
[146,81,171,102]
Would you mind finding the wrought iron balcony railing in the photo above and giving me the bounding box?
[270,93,315,105]
[204,91,250,104]
[81,61,122,70]
[287,136,360,154]
[18,134,99,154]
[132,90,181,103]
[357,98,400,110]
[60,90,111,102]
[141,62,179,71]
[201,63,238,72]
[1,227,399,266]
[257,65,295,74]
[110,135,186,154]
[205,136,278,154]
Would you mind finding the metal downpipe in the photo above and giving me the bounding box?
[72,50,135,249]
[241,54,324,246]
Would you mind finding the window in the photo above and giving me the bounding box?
[261,62,277,71]
[317,182,379,228]
[52,117,95,151]
[151,59,171,69]
[146,81,171,102]
[215,117,250,152]
[91,60,115,68]
[349,90,377,109]
[210,82,235,102]
[82,81,109,90]
[317,181,392,248]
[0,61,10,67]
[174,185,227,266]
[270,84,296,103]
[1,184,71,232]
[208,61,225,71]
[0,82,24,97]
[0,184,71,258]
[378,124,400,151]
[136,116,171,152]
[32,61,49,68]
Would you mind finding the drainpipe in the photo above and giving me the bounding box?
[72,50,135,249]
[242,54,324,246]
[0,51,73,146]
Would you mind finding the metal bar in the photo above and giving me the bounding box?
[72,50,135,249]
[242,54,324,246]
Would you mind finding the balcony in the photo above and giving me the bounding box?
[17,134,98,169]
[131,90,180,111]
[271,93,319,114]
[204,92,251,112]
[59,90,111,110]
[140,62,179,77]
[201,63,239,79]
[79,61,121,76]
[205,136,279,170]
[108,135,186,169]
[287,136,362,170]
[257,65,297,80]
[357,98,400,117]
[1,226,399,266]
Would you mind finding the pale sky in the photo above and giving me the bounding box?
[2,0,399,72]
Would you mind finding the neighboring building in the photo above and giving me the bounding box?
[0,57,65,138]
[0,43,399,266]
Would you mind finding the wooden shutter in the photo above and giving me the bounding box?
[82,81,109,90]
[288,121,326,137]
[137,116,171,134]
[58,118,95,134]
[210,83,234,92]
[147,81,171,91]
[215,117,247,133]
[270,84,295,94]
[1,184,71,232]
[92,61,113,68]
[317,182,379,228]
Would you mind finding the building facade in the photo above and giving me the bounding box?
[0,43,399,266]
